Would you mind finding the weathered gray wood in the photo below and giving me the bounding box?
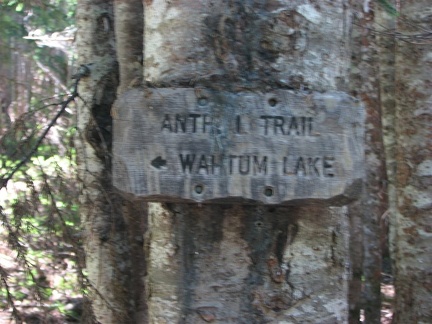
[113,88,364,204]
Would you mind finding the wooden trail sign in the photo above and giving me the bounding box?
[113,88,364,205]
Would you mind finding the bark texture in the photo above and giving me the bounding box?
[143,1,354,322]
[147,204,350,323]
[349,2,389,322]
[76,1,147,323]
[392,2,432,322]
[114,0,144,94]
[75,0,432,322]
[377,1,397,277]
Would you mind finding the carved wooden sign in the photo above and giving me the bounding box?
[112,88,364,204]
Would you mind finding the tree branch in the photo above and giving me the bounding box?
[1,66,90,189]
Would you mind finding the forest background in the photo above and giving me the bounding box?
[0,0,85,322]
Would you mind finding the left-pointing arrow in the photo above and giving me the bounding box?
[151,156,167,170]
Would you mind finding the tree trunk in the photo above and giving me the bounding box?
[143,1,354,322]
[349,2,389,322]
[76,1,147,323]
[391,2,432,322]
[74,0,413,323]
[75,0,432,322]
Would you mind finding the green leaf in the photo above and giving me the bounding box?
[15,2,23,11]
[377,0,399,17]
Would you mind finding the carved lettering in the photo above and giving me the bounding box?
[289,117,299,135]
[114,89,363,203]
[202,115,212,133]
[161,114,172,132]
[274,116,285,135]
[198,154,209,174]
[308,157,320,176]
[189,113,200,133]
[211,155,223,175]
[295,157,306,175]
[254,156,267,175]
[179,154,195,173]
[323,156,335,177]
[163,114,313,136]
[176,114,186,133]
[260,116,313,136]
[179,154,270,175]
[283,156,337,177]
[229,155,237,174]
